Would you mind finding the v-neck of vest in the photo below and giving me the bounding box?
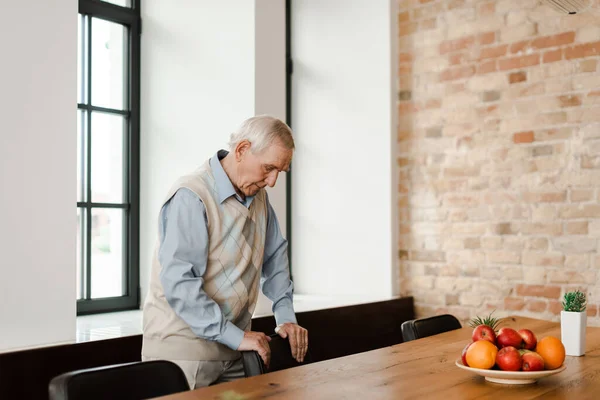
[225,196,252,218]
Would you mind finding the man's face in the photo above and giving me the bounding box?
[236,140,293,197]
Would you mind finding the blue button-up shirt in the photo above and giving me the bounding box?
[158,151,296,351]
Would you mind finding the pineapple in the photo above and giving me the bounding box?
[469,311,501,332]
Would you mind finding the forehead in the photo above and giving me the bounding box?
[256,144,293,169]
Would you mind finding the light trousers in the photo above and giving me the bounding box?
[142,356,245,389]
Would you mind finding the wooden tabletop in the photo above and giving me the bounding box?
[157,316,600,400]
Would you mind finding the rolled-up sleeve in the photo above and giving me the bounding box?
[260,194,297,326]
[158,188,244,350]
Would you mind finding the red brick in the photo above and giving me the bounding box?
[498,54,540,71]
[580,59,597,72]
[412,3,444,20]
[543,49,563,63]
[399,63,412,75]
[479,31,496,45]
[398,102,417,115]
[410,250,446,262]
[531,32,576,50]
[478,2,495,16]
[558,94,582,107]
[448,0,465,9]
[590,90,600,97]
[549,300,562,315]
[419,0,435,3]
[440,66,476,81]
[515,82,544,97]
[399,75,412,88]
[565,221,588,234]
[565,41,600,60]
[445,82,466,95]
[509,71,527,84]
[440,36,475,55]
[523,191,566,203]
[510,40,531,54]
[424,98,442,109]
[516,284,562,299]
[477,60,497,74]
[505,297,525,311]
[527,300,547,313]
[449,53,466,65]
[399,22,418,37]
[398,11,410,24]
[479,44,508,60]
[421,18,436,30]
[399,52,413,63]
[513,131,534,143]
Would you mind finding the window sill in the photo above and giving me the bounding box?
[75,294,398,343]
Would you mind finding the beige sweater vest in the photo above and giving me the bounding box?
[142,160,268,361]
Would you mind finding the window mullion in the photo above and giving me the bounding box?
[85,15,93,301]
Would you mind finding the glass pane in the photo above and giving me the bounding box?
[77,110,87,202]
[101,0,132,7]
[91,18,126,109]
[91,112,125,203]
[77,208,85,300]
[91,208,125,298]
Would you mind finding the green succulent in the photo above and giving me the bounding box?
[562,290,587,312]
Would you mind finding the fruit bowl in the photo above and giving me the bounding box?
[455,359,566,385]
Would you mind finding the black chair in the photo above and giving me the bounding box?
[242,334,312,377]
[401,314,462,342]
[48,360,189,400]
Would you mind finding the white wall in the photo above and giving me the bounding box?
[0,1,77,352]
[291,0,398,297]
[256,0,288,238]
[140,1,288,308]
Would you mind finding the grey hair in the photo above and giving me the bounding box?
[228,115,295,154]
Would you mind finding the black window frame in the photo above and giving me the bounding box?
[77,0,141,315]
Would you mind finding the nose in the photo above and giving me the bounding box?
[266,171,279,187]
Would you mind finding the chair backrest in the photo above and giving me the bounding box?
[242,334,313,377]
[48,360,189,400]
[401,314,462,342]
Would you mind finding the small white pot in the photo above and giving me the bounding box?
[560,310,587,356]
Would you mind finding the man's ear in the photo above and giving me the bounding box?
[235,140,251,161]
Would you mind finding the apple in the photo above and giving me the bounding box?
[461,342,473,366]
[495,346,522,371]
[472,325,497,345]
[496,327,523,349]
[521,350,545,371]
[518,329,537,351]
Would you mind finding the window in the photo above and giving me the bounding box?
[77,0,141,315]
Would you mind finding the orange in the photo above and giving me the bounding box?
[535,336,565,370]
[466,340,498,369]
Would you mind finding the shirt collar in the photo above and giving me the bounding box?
[209,150,254,207]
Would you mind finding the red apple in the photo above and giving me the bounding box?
[518,329,537,351]
[472,325,497,345]
[461,342,473,366]
[496,327,523,349]
[521,350,545,371]
[495,346,522,371]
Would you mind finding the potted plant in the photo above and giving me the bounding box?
[561,290,587,356]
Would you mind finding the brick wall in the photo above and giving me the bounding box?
[397,0,600,325]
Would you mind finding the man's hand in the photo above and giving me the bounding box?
[237,331,272,367]
[277,323,308,362]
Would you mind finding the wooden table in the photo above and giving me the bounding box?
[157,316,600,399]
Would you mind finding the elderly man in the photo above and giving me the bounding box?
[142,115,308,389]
